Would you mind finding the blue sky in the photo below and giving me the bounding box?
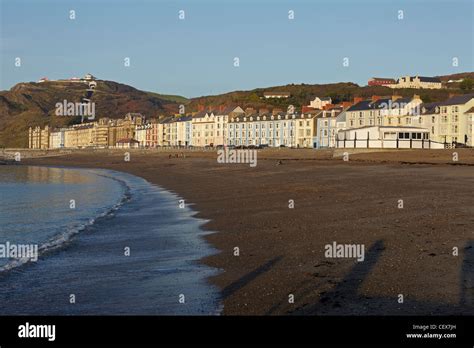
[1,0,473,97]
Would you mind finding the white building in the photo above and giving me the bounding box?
[465,106,474,146]
[315,110,342,148]
[309,96,332,110]
[49,129,65,148]
[228,111,298,147]
[135,124,148,147]
[389,76,442,89]
[336,126,443,149]
[175,116,193,146]
[435,93,474,145]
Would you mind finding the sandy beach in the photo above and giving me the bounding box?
[17,148,474,315]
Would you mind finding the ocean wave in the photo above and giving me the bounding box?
[0,172,132,275]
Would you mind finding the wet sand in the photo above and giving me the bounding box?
[20,148,474,315]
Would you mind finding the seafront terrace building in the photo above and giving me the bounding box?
[228,111,318,148]
[435,94,474,144]
[175,116,193,146]
[345,95,423,129]
[315,109,343,148]
[28,125,50,149]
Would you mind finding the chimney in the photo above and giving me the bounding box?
[353,97,364,104]
[198,104,205,112]
[413,94,420,100]
[258,108,269,114]
[371,95,381,102]
[219,104,225,112]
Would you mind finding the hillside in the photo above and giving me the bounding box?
[1,72,473,148]
[0,80,187,148]
[188,72,474,111]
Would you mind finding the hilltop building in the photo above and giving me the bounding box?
[368,77,396,86]
[389,76,442,89]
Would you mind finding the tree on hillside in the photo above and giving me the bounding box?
[460,78,473,91]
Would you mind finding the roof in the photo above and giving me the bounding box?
[370,77,396,82]
[438,93,474,106]
[420,102,441,114]
[371,98,393,109]
[465,106,474,114]
[229,111,320,123]
[176,115,193,122]
[159,116,174,124]
[418,76,441,83]
[192,111,211,118]
[346,99,374,111]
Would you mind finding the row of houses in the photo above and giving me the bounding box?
[29,113,145,149]
[28,93,474,150]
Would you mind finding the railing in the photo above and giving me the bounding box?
[336,138,446,149]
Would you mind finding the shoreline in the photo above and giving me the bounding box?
[19,148,474,315]
[0,165,222,315]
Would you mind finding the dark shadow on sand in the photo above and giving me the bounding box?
[221,255,283,300]
[269,239,474,315]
